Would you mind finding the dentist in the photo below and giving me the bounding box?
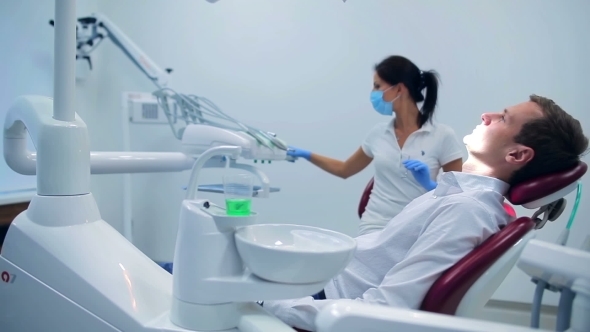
[288,55,464,235]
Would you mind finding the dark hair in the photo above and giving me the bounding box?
[374,55,440,127]
[510,94,589,185]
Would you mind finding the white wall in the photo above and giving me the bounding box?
[0,0,100,200]
[60,0,590,307]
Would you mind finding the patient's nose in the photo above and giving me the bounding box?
[481,113,492,126]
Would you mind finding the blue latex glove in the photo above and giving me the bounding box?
[403,159,437,191]
[286,146,312,161]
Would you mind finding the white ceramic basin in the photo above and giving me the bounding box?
[235,224,357,284]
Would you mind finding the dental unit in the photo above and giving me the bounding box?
[1,1,589,332]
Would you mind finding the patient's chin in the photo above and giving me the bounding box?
[462,135,470,145]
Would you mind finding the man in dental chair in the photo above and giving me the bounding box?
[260,94,589,332]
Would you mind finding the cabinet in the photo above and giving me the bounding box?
[0,201,29,250]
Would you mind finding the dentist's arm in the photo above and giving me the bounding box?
[288,146,372,179]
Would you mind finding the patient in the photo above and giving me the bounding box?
[261,95,589,332]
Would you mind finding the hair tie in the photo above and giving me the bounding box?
[419,70,426,89]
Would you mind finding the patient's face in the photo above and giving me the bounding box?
[463,101,543,168]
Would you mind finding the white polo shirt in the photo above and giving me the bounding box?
[360,119,465,235]
[262,172,511,332]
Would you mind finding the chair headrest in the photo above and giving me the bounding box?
[507,162,587,209]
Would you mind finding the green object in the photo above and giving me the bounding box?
[566,182,582,230]
[226,198,252,216]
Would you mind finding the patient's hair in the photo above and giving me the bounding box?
[509,94,589,185]
[374,55,440,127]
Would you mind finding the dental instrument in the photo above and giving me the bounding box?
[0,1,356,331]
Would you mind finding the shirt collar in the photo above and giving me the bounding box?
[434,171,510,197]
[385,117,434,134]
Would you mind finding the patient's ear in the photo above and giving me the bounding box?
[506,145,535,165]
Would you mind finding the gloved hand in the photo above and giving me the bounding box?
[286,146,312,161]
[403,159,437,191]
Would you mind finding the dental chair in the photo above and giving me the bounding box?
[356,161,587,318]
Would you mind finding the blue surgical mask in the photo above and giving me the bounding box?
[370,87,400,116]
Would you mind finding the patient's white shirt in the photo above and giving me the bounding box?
[263,172,511,331]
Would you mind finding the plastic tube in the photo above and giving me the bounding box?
[566,183,582,230]
[531,280,547,328]
[556,288,575,331]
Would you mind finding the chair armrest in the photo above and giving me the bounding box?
[315,301,546,332]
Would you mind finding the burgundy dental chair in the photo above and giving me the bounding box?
[357,162,587,317]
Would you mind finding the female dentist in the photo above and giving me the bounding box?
[287,55,464,236]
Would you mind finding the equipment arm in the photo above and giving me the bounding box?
[50,13,172,89]
[49,12,290,152]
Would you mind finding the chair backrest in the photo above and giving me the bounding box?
[420,216,535,314]
[357,178,374,219]
[419,161,587,315]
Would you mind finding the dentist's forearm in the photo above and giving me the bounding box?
[309,154,348,179]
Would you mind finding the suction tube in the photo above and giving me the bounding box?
[531,280,547,329]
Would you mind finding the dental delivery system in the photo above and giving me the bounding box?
[49,11,293,161]
[6,11,297,197]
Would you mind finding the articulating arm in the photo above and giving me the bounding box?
[50,13,171,89]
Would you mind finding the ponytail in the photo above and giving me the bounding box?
[418,70,440,127]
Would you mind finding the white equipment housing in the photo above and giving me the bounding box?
[181,125,289,162]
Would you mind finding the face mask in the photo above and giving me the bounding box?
[370,86,400,116]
